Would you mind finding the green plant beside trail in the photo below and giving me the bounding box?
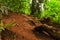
[0,5,16,39]
[0,4,16,32]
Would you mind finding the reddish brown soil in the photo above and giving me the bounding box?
[2,13,54,40]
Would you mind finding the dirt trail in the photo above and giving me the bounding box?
[3,13,54,40]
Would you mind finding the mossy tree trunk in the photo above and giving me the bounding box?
[31,0,45,15]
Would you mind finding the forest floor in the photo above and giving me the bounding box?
[1,12,54,40]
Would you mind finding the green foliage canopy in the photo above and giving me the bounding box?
[40,0,60,24]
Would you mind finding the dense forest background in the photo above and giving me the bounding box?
[0,0,60,24]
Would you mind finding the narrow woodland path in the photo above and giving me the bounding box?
[3,13,54,40]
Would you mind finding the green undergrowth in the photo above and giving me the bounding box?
[0,0,31,15]
[40,0,60,24]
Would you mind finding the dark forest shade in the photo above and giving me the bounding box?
[30,0,41,15]
[33,24,60,40]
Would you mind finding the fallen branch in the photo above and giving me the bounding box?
[34,24,60,40]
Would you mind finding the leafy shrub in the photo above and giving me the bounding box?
[40,0,60,24]
[0,0,31,15]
